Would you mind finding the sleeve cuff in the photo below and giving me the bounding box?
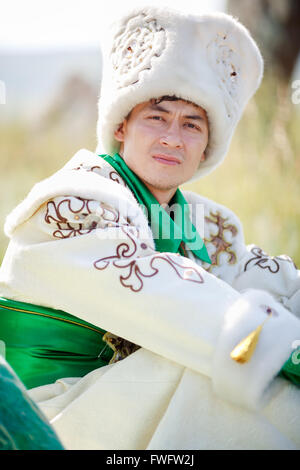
[212,289,300,410]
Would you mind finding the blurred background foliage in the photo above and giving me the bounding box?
[0,0,300,266]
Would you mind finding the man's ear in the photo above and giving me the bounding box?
[200,151,206,163]
[114,120,127,143]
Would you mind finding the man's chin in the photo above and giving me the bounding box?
[142,175,185,192]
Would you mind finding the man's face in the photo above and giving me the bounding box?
[114,99,209,194]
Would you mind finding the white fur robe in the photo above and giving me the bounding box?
[0,149,299,450]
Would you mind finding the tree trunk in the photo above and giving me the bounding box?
[227,0,300,81]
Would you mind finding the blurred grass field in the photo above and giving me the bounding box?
[0,75,299,266]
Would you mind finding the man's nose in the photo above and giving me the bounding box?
[159,121,183,148]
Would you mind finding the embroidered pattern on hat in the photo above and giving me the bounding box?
[206,32,240,120]
[111,13,166,88]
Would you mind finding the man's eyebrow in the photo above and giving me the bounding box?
[148,103,170,113]
[148,103,205,120]
[183,114,205,121]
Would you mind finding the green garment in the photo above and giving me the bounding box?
[0,357,64,450]
[0,296,113,389]
[279,347,300,386]
[99,153,211,264]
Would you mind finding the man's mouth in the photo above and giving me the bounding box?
[152,154,182,166]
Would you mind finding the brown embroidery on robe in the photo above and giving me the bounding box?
[109,171,127,187]
[276,254,298,269]
[72,161,128,187]
[244,246,297,273]
[103,332,140,364]
[98,202,120,224]
[45,197,121,238]
[94,226,204,292]
[204,211,238,272]
[71,163,103,175]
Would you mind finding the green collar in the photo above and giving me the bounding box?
[98,153,211,264]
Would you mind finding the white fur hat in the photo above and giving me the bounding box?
[96,6,263,181]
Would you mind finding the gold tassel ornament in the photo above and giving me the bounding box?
[230,309,273,364]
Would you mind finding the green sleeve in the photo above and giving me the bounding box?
[278,347,300,387]
[0,357,64,450]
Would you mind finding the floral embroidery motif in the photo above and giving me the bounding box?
[111,13,166,88]
[94,226,204,292]
[206,32,240,120]
[204,211,238,272]
[45,197,121,239]
[103,332,140,364]
[109,171,127,187]
[71,163,103,175]
[244,246,297,273]
[72,160,128,188]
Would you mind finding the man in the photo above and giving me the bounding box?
[0,7,299,449]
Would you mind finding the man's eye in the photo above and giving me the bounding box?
[185,123,200,130]
[149,115,163,121]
